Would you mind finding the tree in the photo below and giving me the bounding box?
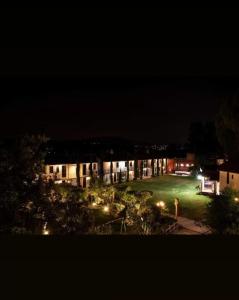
[110,161,113,185]
[126,161,129,182]
[89,162,97,187]
[0,134,49,232]
[161,159,164,176]
[151,159,155,177]
[206,188,239,234]
[216,94,239,159]
[89,162,93,178]
[156,159,160,176]
[118,169,122,184]
[140,160,143,180]
[98,159,104,183]
[76,162,81,187]
[54,197,95,235]
[134,159,139,180]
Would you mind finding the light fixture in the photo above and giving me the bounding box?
[156,201,165,208]
[197,174,203,180]
[235,197,239,202]
[92,202,97,207]
[43,229,49,235]
[103,205,109,212]
[42,222,49,235]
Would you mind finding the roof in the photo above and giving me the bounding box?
[219,161,239,174]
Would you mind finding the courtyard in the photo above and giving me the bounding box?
[127,175,211,220]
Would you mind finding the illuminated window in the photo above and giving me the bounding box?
[49,166,53,173]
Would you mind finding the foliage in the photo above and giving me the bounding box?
[110,161,113,185]
[206,188,239,234]
[0,134,49,232]
[136,190,153,203]
[156,159,160,176]
[216,94,239,159]
[151,159,155,177]
[140,160,143,180]
[134,159,139,180]
[52,198,95,235]
[118,169,122,184]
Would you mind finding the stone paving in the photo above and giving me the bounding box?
[168,214,211,235]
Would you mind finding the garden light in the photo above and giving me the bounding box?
[156,201,165,208]
[92,202,97,207]
[43,229,49,235]
[42,222,49,235]
[235,197,239,202]
[103,205,109,212]
[197,174,203,180]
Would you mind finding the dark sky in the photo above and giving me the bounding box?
[0,48,239,144]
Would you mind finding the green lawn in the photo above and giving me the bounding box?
[127,175,211,220]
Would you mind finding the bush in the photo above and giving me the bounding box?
[206,187,239,234]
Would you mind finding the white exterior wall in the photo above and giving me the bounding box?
[220,171,239,192]
[45,164,76,182]
[68,164,77,179]
[45,158,167,187]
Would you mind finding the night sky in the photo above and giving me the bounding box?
[0,48,238,144]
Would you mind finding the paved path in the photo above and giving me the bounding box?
[168,214,211,235]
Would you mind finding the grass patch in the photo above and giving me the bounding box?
[127,175,211,220]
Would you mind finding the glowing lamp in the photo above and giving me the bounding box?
[92,202,97,207]
[235,197,239,202]
[103,206,109,212]
[156,201,165,208]
[197,174,203,180]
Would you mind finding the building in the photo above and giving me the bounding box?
[219,161,239,192]
[164,152,195,175]
[44,158,167,188]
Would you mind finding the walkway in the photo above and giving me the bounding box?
[168,214,211,235]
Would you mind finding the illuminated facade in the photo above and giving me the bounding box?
[45,158,167,188]
[219,162,239,192]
